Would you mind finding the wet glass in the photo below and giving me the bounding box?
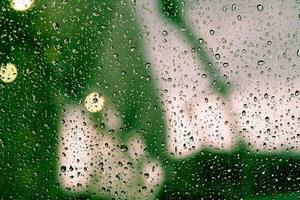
[1,0,300,199]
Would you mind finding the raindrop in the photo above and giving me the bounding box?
[198,38,204,44]
[242,110,246,116]
[52,22,60,31]
[257,60,265,66]
[162,30,168,36]
[144,173,150,179]
[265,116,270,122]
[92,11,100,17]
[120,145,128,152]
[131,0,136,6]
[257,4,264,12]
[231,4,237,11]
[215,53,220,60]
[223,62,229,68]
[60,166,67,172]
[297,49,300,57]
[222,6,227,12]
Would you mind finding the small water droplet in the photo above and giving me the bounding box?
[257,60,265,66]
[297,49,300,57]
[223,62,229,68]
[242,110,246,116]
[222,6,227,12]
[52,22,60,31]
[131,0,136,6]
[198,38,204,44]
[162,30,168,36]
[231,4,237,11]
[215,53,220,60]
[265,116,269,122]
[60,166,67,172]
[120,145,128,152]
[257,4,264,12]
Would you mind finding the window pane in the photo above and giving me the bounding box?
[1,0,300,199]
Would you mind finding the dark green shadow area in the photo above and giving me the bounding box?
[160,142,300,199]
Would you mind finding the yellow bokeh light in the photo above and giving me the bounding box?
[84,92,105,113]
[0,63,18,83]
[11,0,34,11]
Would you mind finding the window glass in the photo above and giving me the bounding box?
[1,0,300,199]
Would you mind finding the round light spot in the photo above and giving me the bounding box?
[84,92,104,113]
[11,0,34,11]
[0,63,18,83]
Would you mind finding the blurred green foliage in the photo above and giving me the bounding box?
[0,0,300,199]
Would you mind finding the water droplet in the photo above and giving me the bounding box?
[198,38,204,44]
[162,30,168,36]
[131,0,136,6]
[257,4,264,12]
[257,60,265,66]
[120,145,128,152]
[242,110,246,116]
[215,53,220,60]
[222,6,227,12]
[92,11,100,17]
[297,49,300,57]
[223,62,229,68]
[60,166,67,172]
[145,62,151,70]
[231,4,237,11]
[265,116,269,122]
[52,22,60,31]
